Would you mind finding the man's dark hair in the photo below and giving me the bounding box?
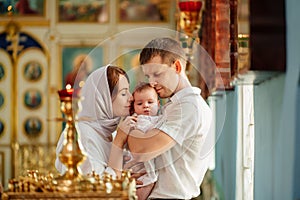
[139,37,186,66]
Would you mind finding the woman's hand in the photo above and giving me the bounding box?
[108,115,137,177]
[114,116,137,148]
[118,115,137,134]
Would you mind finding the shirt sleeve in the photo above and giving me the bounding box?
[155,101,200,146]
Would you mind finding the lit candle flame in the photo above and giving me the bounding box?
[7,5,12,12]
[66,84,72,90]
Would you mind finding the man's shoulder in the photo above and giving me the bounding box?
[170,87,201,102]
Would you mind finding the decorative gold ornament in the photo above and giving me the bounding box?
[52,87,93,192]
[3,87,137,199]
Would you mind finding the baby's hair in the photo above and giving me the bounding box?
[130,82,157,115]
[133,82,154,95]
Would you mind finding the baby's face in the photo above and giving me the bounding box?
[133,88,159,116]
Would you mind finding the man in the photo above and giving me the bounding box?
[110,37,212,199]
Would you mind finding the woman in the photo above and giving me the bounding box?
[55,65,132,175]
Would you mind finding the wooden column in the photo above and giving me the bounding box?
[201,0,239,92]
[215,0,231,89]
[199,0,216,99]
[230,0,238,78]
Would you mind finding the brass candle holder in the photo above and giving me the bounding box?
[3,85,137,199]
[52,87,94,192]
[178,0,203,38]
[177,0,204,60]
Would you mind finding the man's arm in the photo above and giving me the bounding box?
[127,128,176,162]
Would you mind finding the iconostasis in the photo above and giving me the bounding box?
[0,0,176,188]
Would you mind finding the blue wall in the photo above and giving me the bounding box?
[294,79,300,199]
[285,0,300,198]
[213,90,238,200]
[253,75,285,200]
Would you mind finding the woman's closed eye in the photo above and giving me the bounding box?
[120,89,130,96]
[153,72,161,77]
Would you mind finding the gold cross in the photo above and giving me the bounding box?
[6,34,24,62]
[5,21,23,62]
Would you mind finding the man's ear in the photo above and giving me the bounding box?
[174,60,182,74]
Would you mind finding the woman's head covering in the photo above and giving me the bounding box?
[56,65,121,174]
[78,65,120,139]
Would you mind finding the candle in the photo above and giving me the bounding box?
[179,1,202,12]
[58,89,73,98]
[58,84,80,98]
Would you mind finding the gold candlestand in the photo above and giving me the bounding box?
[52,89,94,192]
[2,88,137,199]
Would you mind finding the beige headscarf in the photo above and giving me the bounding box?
[55,65,121,175]
[78,65,120,138]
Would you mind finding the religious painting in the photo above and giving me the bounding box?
[0,152,4,185]
[61,46,104,88]
[0,92,4,109]
[116,48,141,71]
[57,0,109,23]
[24,89,42,109]
[23,61,42,81]
[0,120,4,137]
[0,0,45,17]
[118,0,171,23]
[0,63,5,81]
[24,117,42,137]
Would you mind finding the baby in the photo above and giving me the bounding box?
[126,82,161,200]
[131,82,161,132]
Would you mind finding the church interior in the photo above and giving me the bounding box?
[0,0,299,199]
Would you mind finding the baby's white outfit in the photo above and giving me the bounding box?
[125,114,161,187]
